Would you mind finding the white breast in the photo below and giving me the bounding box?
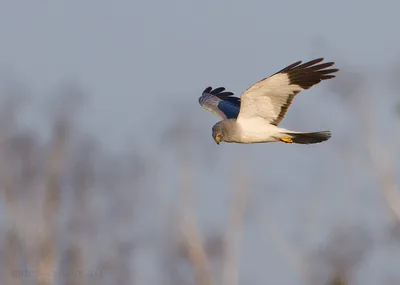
[236,117,281,143]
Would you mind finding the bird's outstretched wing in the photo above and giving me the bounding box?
[237,58,339,126]
[198,86,241,120]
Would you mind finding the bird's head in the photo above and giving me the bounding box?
[212,122,226,145]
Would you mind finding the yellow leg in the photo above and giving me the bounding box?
[280,137,293,143]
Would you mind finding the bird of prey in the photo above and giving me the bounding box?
[198,58,338,145]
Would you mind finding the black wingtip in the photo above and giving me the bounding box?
[202,86,235,98]
[203,86,213,93]
[211,87,226,94]
[283,58,339,89]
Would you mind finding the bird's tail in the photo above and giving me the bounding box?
[279,131,331,144]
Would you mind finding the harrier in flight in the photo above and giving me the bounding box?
[198,58,338,145]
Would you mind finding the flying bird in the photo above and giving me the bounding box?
[198,58,338,145]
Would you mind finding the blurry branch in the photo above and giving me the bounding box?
[314,226,371,285]
[222,159,249,285]
[37,84,86,285]
[0,95,26,218]
[3,230,22,285]
[303,166,327,250]
[0,96,25,285]
[326,274,349,285]
[356,90,400,223]
[0,82,76,284]
[259,206,306,280]
[179,164,214,285]
[256,185,308,281]
[64,140,96,285]
[0,78,153,284]
[38,118,70,285]
[329,65,400,224]
[367,137,400,223]
[170,113,249,285]
[64,246,85,285]
[177,121,214,285]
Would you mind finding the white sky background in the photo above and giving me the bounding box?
[1,0,400,284]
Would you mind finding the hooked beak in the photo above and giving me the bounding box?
[214,136,221,145]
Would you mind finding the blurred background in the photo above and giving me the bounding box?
[1,0,400,284]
